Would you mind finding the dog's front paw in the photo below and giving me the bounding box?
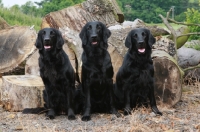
[68,108,76,120]
[124,107,132,115]
[68,115,76,120]
[46,109,55,119]
[152,106,162,116]
[111,108,121,118]
[115,112,122,118]
[82,115,91,121]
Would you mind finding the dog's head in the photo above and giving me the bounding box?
[35,28,64,51]
[125,28,155,54]
[79,21,111,49]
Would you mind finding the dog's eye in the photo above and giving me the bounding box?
[96,25,101,31]
[87,25,92,30]
[142,32,146,37]
[42,31,46,35]
[50,31,55,36]
[133,34,138,38]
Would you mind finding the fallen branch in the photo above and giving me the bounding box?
[183,64,200,72]
[177,32,200,38]
[167,18,200,27]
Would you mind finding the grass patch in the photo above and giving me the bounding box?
[0,7,42,31]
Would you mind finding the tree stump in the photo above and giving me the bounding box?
[152,50,183,107]
[1,75,44,111]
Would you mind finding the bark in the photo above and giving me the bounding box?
[1,75,44,112]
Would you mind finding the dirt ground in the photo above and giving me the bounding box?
[0,83,200,132]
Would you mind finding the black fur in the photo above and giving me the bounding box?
[79,21,120,121]
[115,28,162,116]
[22,28,76,120]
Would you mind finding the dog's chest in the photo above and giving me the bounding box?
[41,62,63,82]
[129,62,153,82]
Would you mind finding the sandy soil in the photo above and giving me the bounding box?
[0,83,200,132]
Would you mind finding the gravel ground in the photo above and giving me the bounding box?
[0,83,200,132]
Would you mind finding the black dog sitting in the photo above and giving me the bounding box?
[79,21,120,121]
[115,28,162,116]
[23,28,76,120]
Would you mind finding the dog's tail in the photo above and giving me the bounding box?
[22,107,47,114]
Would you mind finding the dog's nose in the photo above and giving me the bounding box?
[138,41,144,45]
[91,35,97,39]
[44,38,50,42]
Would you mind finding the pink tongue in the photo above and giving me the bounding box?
[92,42,97,45]
[138,48,145,53]
[44,46,51,49]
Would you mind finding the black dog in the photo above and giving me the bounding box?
[79,21,120,121]
[115,28,162,116]
[23,28,76,120]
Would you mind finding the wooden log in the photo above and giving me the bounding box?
[152,50,184,107]
[0,26,36,74]
[1,75,44,112]
[178,47,200,82]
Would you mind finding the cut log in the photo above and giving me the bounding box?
[1,75,44,111]
[178,47,200,68]
[41,0,124,30]
[0,26,36,74]
[178,47,200,82]
[152,50,183,107]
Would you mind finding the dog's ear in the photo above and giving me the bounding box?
[102,23,111,48]
[79,25,88,46]
[56,30,65,49]
[146,29,155,48]
[35,30,43,50]
[125,31,132,48]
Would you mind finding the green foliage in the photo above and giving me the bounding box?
[185,8,200,40]
[116,0,192,23]
[185,42,200,50]
[35,0,84,16]
[21,1,43,17]
[0,7,42,31]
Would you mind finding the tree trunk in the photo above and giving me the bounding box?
[1,75,44,112]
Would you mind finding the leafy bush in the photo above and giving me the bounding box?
[185,8,200,40]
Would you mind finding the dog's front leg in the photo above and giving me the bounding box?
[82,80,91,121]
[148,83,162,116]
[108,79,121,117]
[45,89,56,119]
[124,88,132,115]
[67,85,76,120]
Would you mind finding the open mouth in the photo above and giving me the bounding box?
[44,45,51,49]
[138,48,145,54]
[92,41,98,45]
